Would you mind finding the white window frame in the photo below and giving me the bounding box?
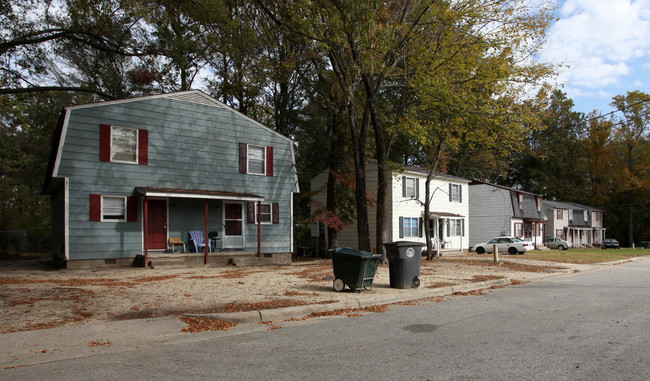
[255,202,272,224]
[402,217,419,238]
[101,195,127,222]
[568,210,573,221]
[247,145,266,175]
[405,177,417,198]
[111,126,138,164]
[450,184,461,203]
[518,194,524,210]
[583,210,588,221]
[449,219,462,236]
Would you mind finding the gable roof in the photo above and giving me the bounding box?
[43,90,297,193]
[468,180,541,197]
[543,200,603,212]
[402,165,470,183]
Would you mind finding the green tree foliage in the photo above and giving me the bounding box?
[609,90,650,245]
[398,0,556,258]
[506,89,586,201]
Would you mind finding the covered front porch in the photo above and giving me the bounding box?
[135,187,290,267]
[427,211,467,253]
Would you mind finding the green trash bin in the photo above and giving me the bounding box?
[383,241,424,289]
[330,247,382,292]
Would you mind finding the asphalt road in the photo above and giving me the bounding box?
[2,258,649,380]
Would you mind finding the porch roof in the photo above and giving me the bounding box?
[135,187,264,201]
[429,211,464,218]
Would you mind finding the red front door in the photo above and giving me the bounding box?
[147,199,167,250]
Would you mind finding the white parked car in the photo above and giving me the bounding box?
[472,236,534,255]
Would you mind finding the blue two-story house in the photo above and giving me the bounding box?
[43,90,299,269]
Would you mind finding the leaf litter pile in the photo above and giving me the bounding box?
[0,258,563,333]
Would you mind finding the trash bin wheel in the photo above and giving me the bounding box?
[333,278,345,292]
[411,276,420,288]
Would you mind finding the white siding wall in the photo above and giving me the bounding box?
[392,172,469,251]
[555,209,570,239]
[311,165,469,253]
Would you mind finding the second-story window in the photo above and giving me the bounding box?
[518,194,524,210]
[111,126,138,163]
[450,184,461,202]
[569,210,573,221]
[239,143,273,176]
[248,145,266,175]
[557,209,563,220]
[402,176,418,198]
[583,210,588,221]
[405,177,416,198]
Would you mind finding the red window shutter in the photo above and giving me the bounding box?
[99,124,111,162]
[247,201,255,223]
[138,129,148,165]
[127,196,138,222]
[239,143,247,174]
[89,194,101,221]
[272,202,279,224]
[266,146,273,176]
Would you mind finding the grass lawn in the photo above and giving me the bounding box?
[524,248,650,264]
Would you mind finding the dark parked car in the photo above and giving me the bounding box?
[602,238,620,249]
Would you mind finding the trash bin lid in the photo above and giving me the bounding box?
[383,241,425,248]
[329,247,381,259]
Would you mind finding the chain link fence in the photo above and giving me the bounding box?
[0,229,51,255]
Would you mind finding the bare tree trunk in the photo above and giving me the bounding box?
[349,101,371,251]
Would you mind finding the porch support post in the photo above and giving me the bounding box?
[205,200,209,264]
[435,218,440,258]
[257,201,261,259]
[144,196,149,267]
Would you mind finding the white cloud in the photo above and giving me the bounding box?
[542,0,650,89]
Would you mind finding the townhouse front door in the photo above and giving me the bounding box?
[224,203,244,249]
[147,199,167,250]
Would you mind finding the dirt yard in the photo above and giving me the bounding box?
[0,257,565,333]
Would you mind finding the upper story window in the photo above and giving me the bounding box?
[568,210,573,221]
[248,145,266,175]
[595,212,601,221]
[583,210,588,221]
[404,177,417,198]
[99,124,148,165]
[403,177,418,198]
[111,126,138,163]
[239,143,273,176]
[518,193,524,210]
[557,209,563,220]
[450,184,461,203]
[536,197,541,212]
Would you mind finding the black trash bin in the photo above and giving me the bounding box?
[329,247,382,292]
[383,241,424,289]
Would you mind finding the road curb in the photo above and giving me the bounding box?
[196,278,510,324]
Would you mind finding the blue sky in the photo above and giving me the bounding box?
[540,0,650,115]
